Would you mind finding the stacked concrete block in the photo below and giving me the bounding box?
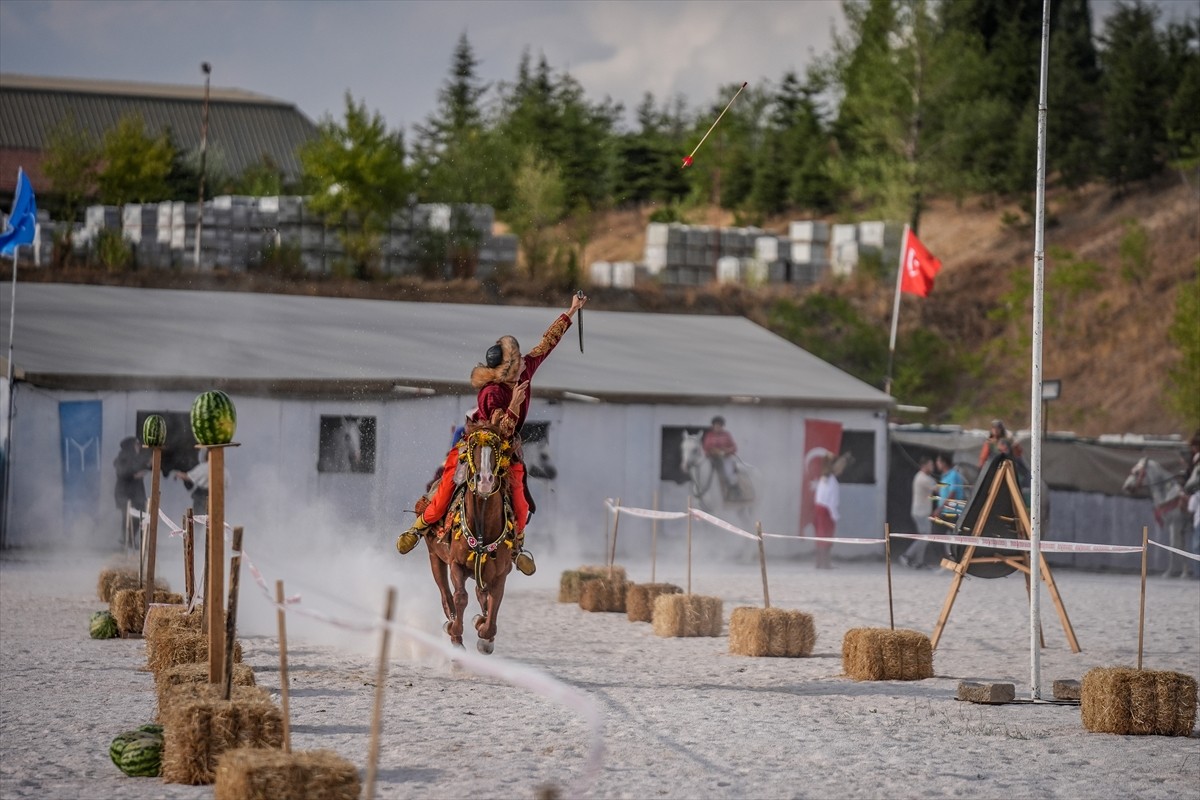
[830,223,859,277]
[788,219,831,287]
[857,220,905,271]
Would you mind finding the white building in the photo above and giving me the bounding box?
[1,284,894,562]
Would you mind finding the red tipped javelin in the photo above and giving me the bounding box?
[682,81,748,169]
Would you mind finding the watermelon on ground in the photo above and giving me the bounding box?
[190,390,237,445]
[90,610,118,639]
[110,726,163,777]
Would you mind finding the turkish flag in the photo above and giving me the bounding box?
[899,229,942,297]
[800,419,843,537]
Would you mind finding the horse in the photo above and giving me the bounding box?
[679,431,756,524]
[423,423,516,653]
[1123,457,1189,577]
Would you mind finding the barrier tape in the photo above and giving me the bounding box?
[760,532,886,545]
[603,499,688,521]
[889,531,1144,554]
[1147,539,1200,562]
[154,509,605,795]
[688,508,759,541]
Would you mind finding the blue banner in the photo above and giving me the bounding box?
[59,400,102,530]
[0,168,37,256]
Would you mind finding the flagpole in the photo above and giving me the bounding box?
[884,224,910,396]
[1028,0,1052,703]
[2,243,16,549]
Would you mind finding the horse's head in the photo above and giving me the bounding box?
[680,431,703,472]
[1122,457,1148,495]
[463,426,511,498]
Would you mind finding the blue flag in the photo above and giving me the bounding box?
[0,168,38,256]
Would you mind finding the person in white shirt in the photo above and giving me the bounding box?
[901,455,938,569]
[813,454,840,570]
[172,448,210,513]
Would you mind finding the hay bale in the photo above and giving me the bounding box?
[842,627,934,681]
[579,578,628,612]
[97,567,138,602]
[144,602,189,640]
[148,628,244,676]
[161,683,283,785]
[111,588,185,635]
[146,606,205,668]
[558,565,627,603]
[214,747,360,800]
[651,594,723,638]
[626,583,683,623]
[157,662,257,720]
[1080,667,1198,736]
[728,607,816,657]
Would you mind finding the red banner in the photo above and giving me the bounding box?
[800,419,843,537]
[899,229,942,297]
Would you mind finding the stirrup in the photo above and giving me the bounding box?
[514,548,536,576]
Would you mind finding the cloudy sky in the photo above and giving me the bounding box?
[0,0,845,133]
[0,0,1192,137]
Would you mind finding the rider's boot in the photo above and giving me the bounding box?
[512,530,536,576]
[396,515,430,555]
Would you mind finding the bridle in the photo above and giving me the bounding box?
[456,428,515,588]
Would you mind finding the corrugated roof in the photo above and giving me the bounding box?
[0,72,318,183]
[1,284,894,410]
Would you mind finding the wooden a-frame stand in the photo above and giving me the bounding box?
[930,458,1080,652]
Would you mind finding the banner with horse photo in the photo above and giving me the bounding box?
[800,419,843,537]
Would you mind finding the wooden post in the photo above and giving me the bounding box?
[207,445,226,684]
[222,526,243,701]
[141,447,163,624]
[686,496,693,595]
[199,513,210,627]
[183,509,195,610]
[756,521,770,609]
[365,587,397,800]
[1138,525,1148,670]
[650,489,659,584]
[608,499,622,580]
[885,524,894,631]
[276,579,292,753]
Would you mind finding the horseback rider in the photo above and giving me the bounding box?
[702,415,741,500]
[396,292,588,575]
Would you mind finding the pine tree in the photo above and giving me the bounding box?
[1099,0,1168,188]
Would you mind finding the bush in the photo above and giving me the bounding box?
[94,228,132,273]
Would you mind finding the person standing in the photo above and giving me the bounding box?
[396,292,588,576]
[813,453,840,569]
[979,419,1022,468]
[901,455,937,569]
[112,436,149,543]
[172,448,210,514]
[934,452,966,523]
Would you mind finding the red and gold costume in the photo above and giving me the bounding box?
[417,312,573,535]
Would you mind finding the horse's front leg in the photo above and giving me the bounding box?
[447,561,469,647]
[474,568,510,652]
[428,545,455,625]
[1167,518,1187,577]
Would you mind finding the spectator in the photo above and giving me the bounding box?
[813,453,841,569]
[901,455,937,569]
[934,452,966,523]
[702,415,741,500]
[172,448,210,513]
[979,419,1023,468]
[112,436,150,543]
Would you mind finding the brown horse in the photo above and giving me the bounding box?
[423,423,516,653]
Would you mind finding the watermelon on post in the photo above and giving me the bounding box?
[190,390,237,446]
[110,724,163,777]
[90,610,118,639]
[141,414,166,448]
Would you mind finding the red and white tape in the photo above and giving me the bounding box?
[760,532,886,545]
[1147,539,1200,562]
[688,508,759,541]
[889,531,1144,554]
[603,499,688,521]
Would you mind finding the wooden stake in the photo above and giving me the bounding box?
[650,489,659,584]
[756,521,770,609]
[885,523,894,630]
[608,499,622,580]
[222,526,243,701]
[183,508,195,609]
[365,587,396,800]
[207,445,226,684]
[686,496,693,595]
[200,513,209,627]
[1138,525,1148,670]
[275,579,292,753]
[142,447,163,624]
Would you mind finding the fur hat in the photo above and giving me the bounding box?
[470,335,521,388]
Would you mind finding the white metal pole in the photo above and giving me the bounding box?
[194,63,211,271]
[884,224,910,396]
[1029,0,1052,702]
[2,244,18,548]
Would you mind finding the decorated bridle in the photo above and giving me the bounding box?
[452,428,516,588]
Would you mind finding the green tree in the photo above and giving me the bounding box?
[1166,267,1200,428]
[1163,19,1200,179]
[299,93,413,278]
[232,155,285,197]
[96,115,174,205]
[506,147,566,279]
[611,93,690,206]
[767,294,887,386]
[40,115,99,254]
[1099,0,1168,188]
[1046,0,1102,187]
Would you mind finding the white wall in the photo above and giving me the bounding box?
[3,385,888,562]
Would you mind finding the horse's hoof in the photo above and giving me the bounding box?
[476,638,495,655]
[473,614,484,629]
[453,641,465,650]
[443,621,453,635]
